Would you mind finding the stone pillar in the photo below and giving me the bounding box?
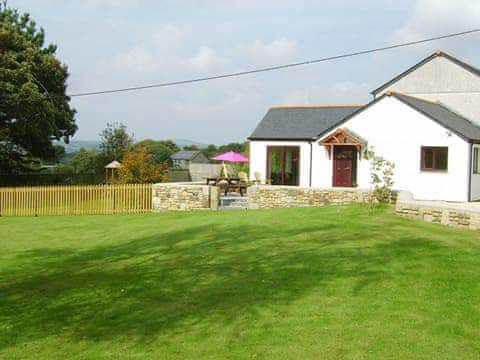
[210,186,219,210]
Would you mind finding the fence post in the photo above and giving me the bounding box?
[34,187,38,217]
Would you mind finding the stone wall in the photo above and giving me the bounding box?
[396,191,480,230]
[247,185,372,209]
[152,183,218,211]
[152,183,384,212]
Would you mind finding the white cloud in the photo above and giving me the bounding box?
[393,0,480,41]
[93,25,185,84]
[188,47,225,72]
[81,0,140,9]
[151,25,184,50]
[233,38,298,67]
[71,30,302,142]
[108,46,157,77]
[370,0,480,71]
[92,34,299,87]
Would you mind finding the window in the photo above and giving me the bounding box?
[474,147,480,174]
[421,147,448,171]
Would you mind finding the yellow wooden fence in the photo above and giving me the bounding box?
[0,184,152,217]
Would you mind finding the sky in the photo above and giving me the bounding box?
[10,0,480,144]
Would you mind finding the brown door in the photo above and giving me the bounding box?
[333,146,356,187]
[267,146,300,185]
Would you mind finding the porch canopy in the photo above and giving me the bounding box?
[319,128,366,159]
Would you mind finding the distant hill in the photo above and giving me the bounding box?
[171,139,208,149]
[55,140,100,154]
[56,139,208,154]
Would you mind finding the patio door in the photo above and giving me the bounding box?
[333,146,357,187]
[267,146,300,186]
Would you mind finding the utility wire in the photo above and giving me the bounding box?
[69,28,480,97]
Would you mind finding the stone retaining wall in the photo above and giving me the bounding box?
[247,185,372,209]
[153,183,218,211]
[396,191,480,230]
[152,183,377,212]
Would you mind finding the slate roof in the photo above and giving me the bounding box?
[171,151,202,160]
[248,105,363,140]
[371,50,480,96]
[392,93,480,141]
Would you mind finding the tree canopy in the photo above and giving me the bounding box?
[66,148,103,175]
[119,147,168,184]
[0,7,77,173]
[199,142,248,159]
[132,139,180,166]
[99,123,133,162]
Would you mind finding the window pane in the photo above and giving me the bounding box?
[421,147,448,171]
[474,148,479,174]
[423,149,433,169]
[268,148,282,185]
[435,149,448,170]
[284,148,299,186]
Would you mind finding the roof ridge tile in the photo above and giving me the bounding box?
[269,104,364,110]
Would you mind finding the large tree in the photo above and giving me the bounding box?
[0,6,77,173]
[66,148,103,174]
[131,139,180,166]
[99,122,133,162]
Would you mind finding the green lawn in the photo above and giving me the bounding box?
[0,205,479,359]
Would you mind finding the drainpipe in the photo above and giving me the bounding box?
[468,142,473,202]
[309,140,313,187]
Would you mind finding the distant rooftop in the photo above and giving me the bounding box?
[171,150,203,160]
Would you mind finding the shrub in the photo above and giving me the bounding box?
[119,147,168,184]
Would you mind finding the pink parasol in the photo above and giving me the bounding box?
[211,151,249,178]
[211,151,249,163]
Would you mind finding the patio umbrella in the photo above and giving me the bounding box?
[211,151,249,178]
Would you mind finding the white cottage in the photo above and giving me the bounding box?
[248,51,480,202]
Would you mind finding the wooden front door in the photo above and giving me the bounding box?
[333,146,356,187]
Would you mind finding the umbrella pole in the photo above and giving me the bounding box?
[222,161,229,178]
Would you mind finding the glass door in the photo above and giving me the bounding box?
[267,146,300,185]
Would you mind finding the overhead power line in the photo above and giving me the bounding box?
[69,28,480,97]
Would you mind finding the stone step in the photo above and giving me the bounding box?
[219,195,248,200]
[219,196,248,208]
[219,205,248,211]
[220,203,248,208]
[222,199,248,204]
[218,195,248,211]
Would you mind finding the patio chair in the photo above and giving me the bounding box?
[237,171,248,183]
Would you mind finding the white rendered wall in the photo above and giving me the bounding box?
[311,96,470,201]
[249,140,312,187]
[375,56,480,125]
[471,144,480,201]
